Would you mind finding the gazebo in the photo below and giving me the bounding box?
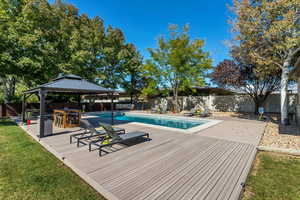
[22,74,116,137]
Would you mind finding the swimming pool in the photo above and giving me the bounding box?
[96,112,208,130]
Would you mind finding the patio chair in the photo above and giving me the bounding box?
[94,123,150,156]
[70,119,125,147]
[199,108,211,117]
[150,106,159,113]
[183,108,196,116]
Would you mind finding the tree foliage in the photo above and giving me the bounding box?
[231,0,300,123]
[144,24,212,112]
[0,0,143,103]
[212,50,281,113]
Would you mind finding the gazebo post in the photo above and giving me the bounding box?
[110,92,114,125]
[39,89,47,138]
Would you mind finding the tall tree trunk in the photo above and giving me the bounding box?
[2,76,16,103]
[281,60,290,125]
[253,97,264,115]
[254,100,260,115]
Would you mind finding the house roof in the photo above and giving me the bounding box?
[23,74,115,94]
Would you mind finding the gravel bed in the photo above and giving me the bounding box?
[260,120,300,150]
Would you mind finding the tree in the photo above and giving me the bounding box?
[120,44,146,104]
[98,26,127,89]
[0,0,63,98]
[0,0,142,103]
[231,0,300,124]
[0,0,24,102]
[146,24,212,112]
[211,57,281,114]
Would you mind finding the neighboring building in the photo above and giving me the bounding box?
[292,57,300,125]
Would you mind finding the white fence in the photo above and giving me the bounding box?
[149,94,297,113]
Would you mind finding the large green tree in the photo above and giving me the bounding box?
[0,0,24,102]
[1,0,141,103]
[231,0,300,124]
[145,24,212,112]
[0,0,64,101]
[120,44,146,104]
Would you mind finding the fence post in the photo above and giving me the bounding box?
[0,104,6,118]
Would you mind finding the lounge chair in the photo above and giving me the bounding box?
[199,108,211,117]
[92,123,150,156]
[70,120,125,147]
[184,108,196,116]
[151,106,159,113]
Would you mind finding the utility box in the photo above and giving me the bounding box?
[44,119,53,136]
[38,116,53,137]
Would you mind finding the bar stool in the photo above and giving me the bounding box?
[55,113,64,127]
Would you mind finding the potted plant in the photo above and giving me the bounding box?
[26,111,32,125]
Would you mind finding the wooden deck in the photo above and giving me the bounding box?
[16,116,265,200]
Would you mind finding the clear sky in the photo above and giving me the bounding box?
[52,0,233,66]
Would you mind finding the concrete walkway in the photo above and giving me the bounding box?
[15,115,265,200]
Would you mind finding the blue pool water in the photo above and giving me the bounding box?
[96,113,207,130]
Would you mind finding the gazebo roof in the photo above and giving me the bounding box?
[24,74,115,94]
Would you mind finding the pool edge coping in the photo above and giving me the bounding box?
[85,111,223,134]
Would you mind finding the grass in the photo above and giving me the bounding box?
[243,151,300,200]
[0,119,106,200]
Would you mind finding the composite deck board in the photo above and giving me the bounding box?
[104,140,215,191]
[129,141,225,200]
[226,148,257,200]
[136,142,228,200]
[172,143,245,200]
[107,140,221,192]
[193,144,253,200]
[67,130,175,161]
[155,142,243,200]
[68,139,175,173]
[216,146,256,200]
[142,141,236,200]
[15,116,264,200]
[109,139,218,199]
[91,136,212,184]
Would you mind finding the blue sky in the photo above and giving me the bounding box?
[52,0,233,66]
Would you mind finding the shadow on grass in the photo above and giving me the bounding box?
[0,119,17,126]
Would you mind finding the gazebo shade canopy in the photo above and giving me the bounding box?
[24,74,115,94]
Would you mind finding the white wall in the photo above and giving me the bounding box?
[150,94,297,113]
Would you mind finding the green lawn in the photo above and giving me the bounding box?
[243,151,300,200]
[0,120,105,200]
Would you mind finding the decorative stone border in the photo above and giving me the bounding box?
[258,146,300,156]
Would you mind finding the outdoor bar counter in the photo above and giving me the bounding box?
[53,108,81,128]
